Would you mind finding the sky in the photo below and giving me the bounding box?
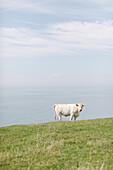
[0,0,113,87]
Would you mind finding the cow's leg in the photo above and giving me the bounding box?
[70,114,74,121]
[57,114,62,121]
[74,116,76,121]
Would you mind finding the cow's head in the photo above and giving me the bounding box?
[76,103,85,112]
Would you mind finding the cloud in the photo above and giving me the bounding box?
[49,20,113,50]
[0,20,113,58]
[1,0,113,17]
[0,0,55,14]
[14,20,41,26]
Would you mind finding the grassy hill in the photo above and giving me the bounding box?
[0,118,113,169]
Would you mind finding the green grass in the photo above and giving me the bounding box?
[0,118,113,169]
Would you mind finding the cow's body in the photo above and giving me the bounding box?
[54,104,85,121]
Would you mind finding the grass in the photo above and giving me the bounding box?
[0,118,113,169]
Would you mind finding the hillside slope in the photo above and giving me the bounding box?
[0,118,113,169]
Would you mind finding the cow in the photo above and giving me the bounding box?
[54,103,85,121]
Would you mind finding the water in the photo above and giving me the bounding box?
[0,86,113,127]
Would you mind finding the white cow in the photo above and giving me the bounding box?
[54,103,85,121]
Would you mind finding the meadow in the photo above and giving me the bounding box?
[0,118,113,169]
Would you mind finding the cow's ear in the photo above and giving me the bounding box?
[76,104,78,106]
[82,104,85,107]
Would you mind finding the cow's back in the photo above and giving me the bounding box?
[55,104,75,115]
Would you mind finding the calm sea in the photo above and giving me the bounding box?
[0,86,113,127]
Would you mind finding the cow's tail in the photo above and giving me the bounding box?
[54,104,56,121]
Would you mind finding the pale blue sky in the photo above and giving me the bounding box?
[0,0,113,87]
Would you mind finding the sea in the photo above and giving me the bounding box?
[0,86,113,127]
